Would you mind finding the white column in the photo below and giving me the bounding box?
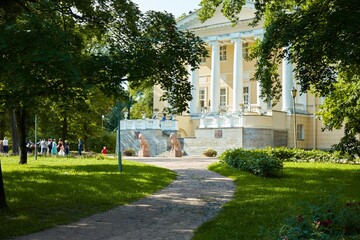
[254,33,267,113]
[210,41,220,114]
[189,67,199,115]
[256,81,267,112]
[232,38,243,112]
[298,91,307,113]
[282,52,294,112]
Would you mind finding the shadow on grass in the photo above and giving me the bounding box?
[0,160,176,239]
[193,162,360,240]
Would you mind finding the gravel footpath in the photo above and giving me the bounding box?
[14,157,235,240]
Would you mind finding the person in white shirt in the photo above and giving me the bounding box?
[40,139,47,154]
[3,137,8,153]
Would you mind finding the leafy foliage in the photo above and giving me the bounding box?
[129,87,154,119]
[273,200,360,239]
[249,0,360,101]
[0,0,207,164]
[219,148,283,177]
[219,147,355,177]
[123,148,136,156]
[198,0,360,154]
[265,147,353,163]
[87,131,116,154]
[319,69,360,158]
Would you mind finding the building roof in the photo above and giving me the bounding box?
[177,1,263,41]
[177,1,257,32]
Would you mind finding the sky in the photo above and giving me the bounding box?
[131,0,201,18]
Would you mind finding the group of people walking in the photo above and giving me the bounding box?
[48,138,69,156]
[27,138,70,156]
[1,137,86,156]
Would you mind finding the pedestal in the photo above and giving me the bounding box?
[169,150,182,157]
[138,150,150,157]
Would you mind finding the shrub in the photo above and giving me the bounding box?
[219,148,283,177]
[273,201,360,239]
[122,148,135,156]
[203,149,217,157]
[265,147,352,163]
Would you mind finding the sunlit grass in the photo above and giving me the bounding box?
[0,156,176,239]
[193,162,360,240]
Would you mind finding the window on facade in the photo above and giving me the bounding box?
[220,88,227,106]
[297,124,305,140]
[242,43,249,58]
[220,46,227,61]
[243,86,249,106]
[199,89,206,108]
[200,56,207,64]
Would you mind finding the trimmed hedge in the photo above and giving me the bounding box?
[264,147,352,163]
[219,147,354,178]
[219,148,283,177]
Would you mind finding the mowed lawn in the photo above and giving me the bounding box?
[193,162,360,240]
[0,156,176,239]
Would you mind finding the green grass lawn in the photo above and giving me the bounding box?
[0,156,176,239]
[193,162,360,240]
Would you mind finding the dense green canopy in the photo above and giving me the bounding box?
[0,0,207,164]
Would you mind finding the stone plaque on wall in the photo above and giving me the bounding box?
[214,130,222,138]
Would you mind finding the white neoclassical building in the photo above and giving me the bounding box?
[125,1,344,156]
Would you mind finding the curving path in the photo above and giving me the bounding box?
[15,157,235,240]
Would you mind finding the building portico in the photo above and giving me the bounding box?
[188,29,271,116]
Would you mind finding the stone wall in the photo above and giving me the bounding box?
[120,128,289,157]
[273,130,288,147]
[243,128,274,148]
[183,128,244,156]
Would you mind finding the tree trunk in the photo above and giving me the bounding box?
[0,111,5,140]
[9,109,19,155]
[84,135,88,152]
[62,116,68,141]
[15,108,27,164]
[0,161,8,210]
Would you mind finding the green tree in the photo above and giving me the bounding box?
[319,68,360,157]
[0,2,86,164]
[29,87,115,152]
[0,0,206,165]
[129,87,154,119]
[198,0,360,154]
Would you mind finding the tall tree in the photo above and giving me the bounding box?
[0,2,86,163]
[198,0,360,154]
[0,1,206,164]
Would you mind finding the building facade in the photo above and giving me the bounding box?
[149,2,344,155]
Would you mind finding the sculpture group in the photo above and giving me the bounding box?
[137,132,182,157]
